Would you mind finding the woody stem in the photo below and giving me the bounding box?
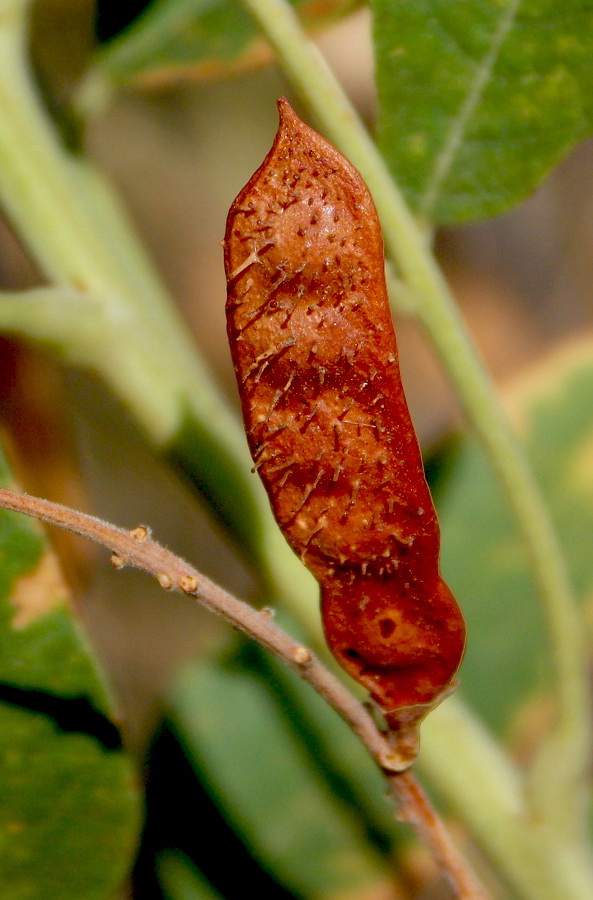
[0,485,487,898]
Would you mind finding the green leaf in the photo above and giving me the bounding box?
[440,339,593,732]
[0,451,141,900]
[372,0,593,224]
[170,652,394,900]
[96,0,361,85]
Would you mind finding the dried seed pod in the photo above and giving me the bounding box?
[224,99,465,754]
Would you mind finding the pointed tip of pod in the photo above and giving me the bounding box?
[275,97,307,146]
[276,95,298,124]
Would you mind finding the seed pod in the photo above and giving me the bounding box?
[224,99,465,758]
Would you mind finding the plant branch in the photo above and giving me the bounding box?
[240,0,591,836]
[390,771,488,900]
[2,483,593,900]
[0,485,486,900]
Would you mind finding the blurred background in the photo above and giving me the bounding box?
[1,0,592,753]
[0,3,592,896]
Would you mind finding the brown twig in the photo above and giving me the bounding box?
[0,486,488,899]
[390,771,489,900]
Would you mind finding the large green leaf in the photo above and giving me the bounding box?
[372,0,593,224]
[170,650,395,900]
[96,0,361,85]
[440,339,593,733]
[0,450,140,900]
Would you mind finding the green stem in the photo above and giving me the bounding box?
[421,698,593,900]
[242,0,591,845]
[0,0,317,630]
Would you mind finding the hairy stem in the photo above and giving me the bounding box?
[391,771,488,900]
[240,0,590,835]
[3,485,593,900]
[0,485,486,899]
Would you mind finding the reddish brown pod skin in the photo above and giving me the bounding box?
[224,99,465,732]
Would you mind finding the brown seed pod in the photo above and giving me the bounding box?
[224,99,465,751]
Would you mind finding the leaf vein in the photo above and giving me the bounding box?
[418,0,521,219]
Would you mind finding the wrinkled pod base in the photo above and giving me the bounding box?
[321,575,465,767]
